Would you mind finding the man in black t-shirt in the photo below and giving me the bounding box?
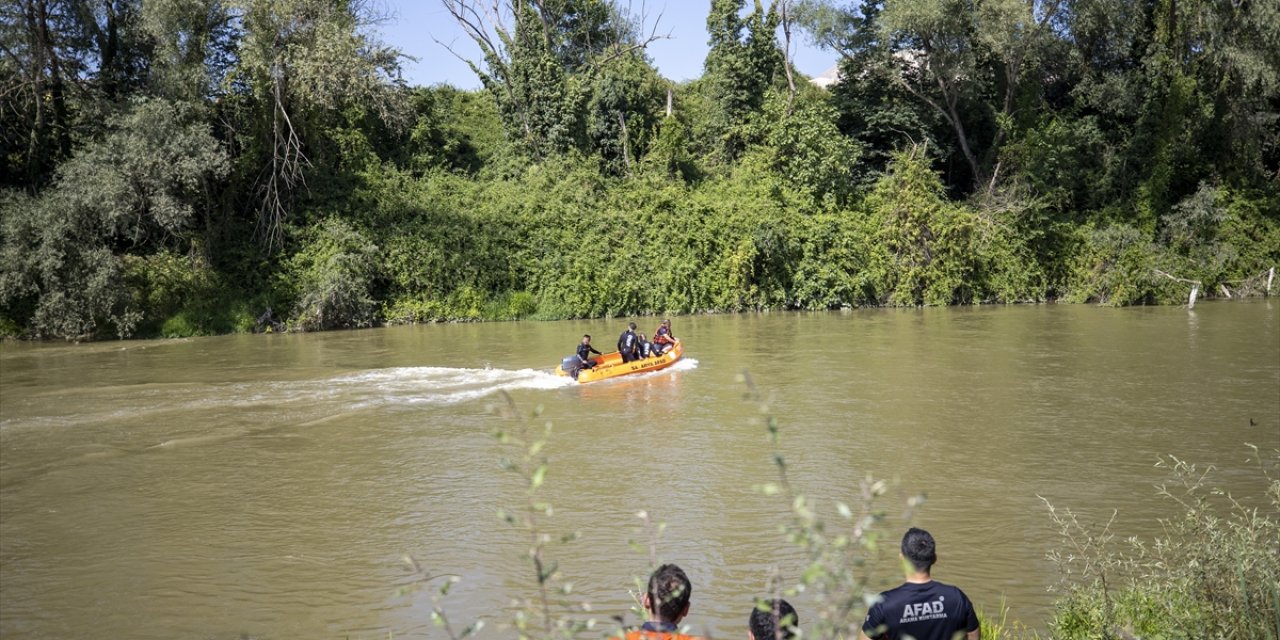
[860,528,980,640]
[618,322,640,362]
[577,334,602,368]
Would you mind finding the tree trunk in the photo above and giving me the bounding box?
[617,111,632,175]
[776,0,796,108]
[941,89,983,188]
[35,0,71,160]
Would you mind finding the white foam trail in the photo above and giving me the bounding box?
[668,358,698,372]
[3,367,578,433]
[330,366,576,408]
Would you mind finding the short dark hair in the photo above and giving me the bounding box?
[583,334,591,339]
[902,527,937,572]
[749,599,797,640]
[629,322,637,330]
[647,564,692,623]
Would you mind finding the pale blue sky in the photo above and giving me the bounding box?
[374,1,838,89]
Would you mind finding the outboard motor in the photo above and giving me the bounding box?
[560,355,583,379]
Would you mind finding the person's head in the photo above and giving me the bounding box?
[901,527,937,574]
[663,319,671,327]
[748,599,797,640]
[582,334,592,344]
[644,564,692,624]
[629,322,637,330]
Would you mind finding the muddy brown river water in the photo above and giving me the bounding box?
[2,303,1277,638]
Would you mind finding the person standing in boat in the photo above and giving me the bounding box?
[577,334,602,369]
[651,319,676,355]
[618,322,641,362]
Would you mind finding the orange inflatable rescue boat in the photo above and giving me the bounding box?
[556,339,684,383]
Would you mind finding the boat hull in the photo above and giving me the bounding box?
[556,339,683,383]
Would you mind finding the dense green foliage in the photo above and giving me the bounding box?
[2,0,1277,339]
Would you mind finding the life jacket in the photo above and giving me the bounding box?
[653,326,672,344]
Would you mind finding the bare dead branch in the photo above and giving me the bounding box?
[1154,269,1202,286]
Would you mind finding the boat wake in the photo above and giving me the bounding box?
[331,366,577,408]
[666,358,698,373]
[2,360,695,441]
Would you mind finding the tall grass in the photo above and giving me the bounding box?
[1042,446,1280,639]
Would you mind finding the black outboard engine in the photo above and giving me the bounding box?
[560,355,583,379]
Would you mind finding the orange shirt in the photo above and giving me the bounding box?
[622,630,704,640]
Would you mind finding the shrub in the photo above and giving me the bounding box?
[1062,224,1182,305]
[0,98,228,339]
[1044,448,1280,639]
[280,217,381,331]
[863,148,984,305]
[123,250,257,337]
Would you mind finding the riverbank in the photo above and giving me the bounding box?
[3,164,1277,344]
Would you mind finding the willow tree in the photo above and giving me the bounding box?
[138,0,237,103]
[0,98,230,339]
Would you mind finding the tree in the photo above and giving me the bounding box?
[881,0,1062,189]
[440,0,665,160]
[748,88,862,206]
[0,98,229,339]
[224,0,407,250]
[139,0,237,103]
[1064,0,1280,227]
[584,50,665,175]
[1,0,151,190]
[703,0,785,162]
[797,0,1063,190]
[801,0,943,179]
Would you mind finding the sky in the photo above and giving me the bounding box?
[373,1,839,89]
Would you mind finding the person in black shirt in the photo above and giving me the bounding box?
[577,334,602,369]
[860,528,980,640]
[618,322,640,362]
[637,332,653,359]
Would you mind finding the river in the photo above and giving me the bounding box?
[1,302,1277,639]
